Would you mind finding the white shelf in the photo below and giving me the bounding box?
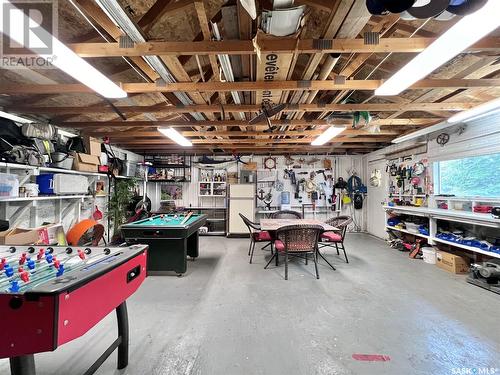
[0,195,93,202]
[432,238,500,259]
[383,205,500,226]
[386,225,430,239]
[0,162,106,177]
[434,196,500,203]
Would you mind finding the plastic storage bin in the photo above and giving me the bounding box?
[53,174,89,194]
[36,174,54,195]
[422,247,436,264]
[0,173,19,197]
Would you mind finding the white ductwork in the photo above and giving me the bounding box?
[95,0,205,120]
[212,23,245,121]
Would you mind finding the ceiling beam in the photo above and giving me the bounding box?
[112,136,393,145]
[7,102,471,114]
[138,0,193,33]
[89,129,401,138]
[121,143,377,150]
[2,79,497,95]
[65,117,439,128]
[68,37,500,57]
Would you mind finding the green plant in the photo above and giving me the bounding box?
[107,178,137,235]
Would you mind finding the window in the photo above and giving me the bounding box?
[434,153,500,198]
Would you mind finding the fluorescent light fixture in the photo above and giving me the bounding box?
[375,0,500,96]
[311,126,345,146]
[158,128,192,147]
[57,129,78,138]
[391,121,453,144]
[0,110,33,123]
[0,0,127,98]
[447,97,500,124]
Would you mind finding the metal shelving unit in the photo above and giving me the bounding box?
[189,206,227,236]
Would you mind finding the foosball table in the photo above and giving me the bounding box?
[0,244,148,375]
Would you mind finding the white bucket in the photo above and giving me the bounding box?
[422,247,436,264]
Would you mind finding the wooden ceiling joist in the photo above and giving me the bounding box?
[113,136,393,145]
[2,79,497,95]
[68,37,500,57]
[89,128,401,138]
[8,102,470,114]
[64,117,440,128]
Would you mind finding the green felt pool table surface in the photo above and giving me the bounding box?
[131,214,204,227]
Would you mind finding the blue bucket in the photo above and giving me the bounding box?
[36,174,54,195]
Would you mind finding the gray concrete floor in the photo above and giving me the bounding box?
[1,234,500,375]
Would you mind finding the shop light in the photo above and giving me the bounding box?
[375,0,500,96]
[391,122,451,144]
[447,97,500,124]
[0,0,127,98]
[0,110,33,123]
[57,129,78,138]
[158,128,192,147]
[311,126,345,146]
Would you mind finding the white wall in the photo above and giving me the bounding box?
[147,154,368,230]
[363,112,500,239]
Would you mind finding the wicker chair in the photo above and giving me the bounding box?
[318,215,353,264]
[271,210,302,219]
[239,213,273,264]
[265,224,324,280]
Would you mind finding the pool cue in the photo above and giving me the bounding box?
[180,211,193,225]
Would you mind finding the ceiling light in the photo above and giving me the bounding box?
[311,126,345,146]
[57,129,78,138]
[0,110,33,123]
[158,128,192,147]
[375,0,499,96]
[447,97,500,124]
[0,0,127,98]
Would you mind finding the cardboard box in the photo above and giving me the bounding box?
[84,136,102,157]
[0,224,67,246]
[0,228,40,245]
[72,152,100,172]
[37,223,67,246]
[242,162,257,171]
[435,250,470,274]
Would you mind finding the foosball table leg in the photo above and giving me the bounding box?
[83,301,130,375]
[10,355,35,375]
[116,302,129,370]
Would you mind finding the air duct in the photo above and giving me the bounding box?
[95,0,205,121]
[212,23,245,121]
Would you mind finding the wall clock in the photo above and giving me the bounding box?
[263,156,276,170]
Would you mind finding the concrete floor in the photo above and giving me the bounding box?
[1,234,500,375]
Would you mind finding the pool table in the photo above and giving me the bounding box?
[121,214,207,275]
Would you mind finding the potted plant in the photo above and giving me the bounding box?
[107,178,137,243]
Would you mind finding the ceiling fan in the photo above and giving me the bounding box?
[248,103,287,132]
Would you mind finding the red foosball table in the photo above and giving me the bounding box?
[0,244,148,375]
